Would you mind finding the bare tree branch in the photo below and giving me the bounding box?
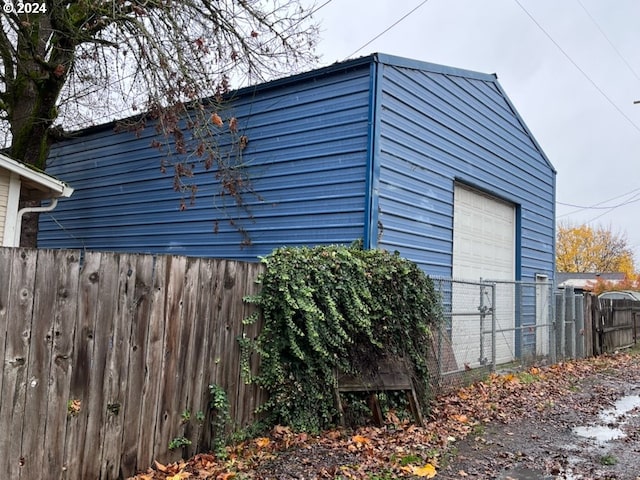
[1,0,318,166]
[1,0,318,247]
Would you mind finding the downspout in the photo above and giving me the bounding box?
[13,185,74,246]
[14,198,59,247]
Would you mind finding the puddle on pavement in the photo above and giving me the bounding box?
[572,425,625,442]
[572,393,640,444]
[498,466,552,479]
[599,394,640,423]
[498,395,640,478]
[499,466,584,480]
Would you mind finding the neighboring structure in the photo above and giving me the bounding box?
[39,53,556,284]
[0,153,73,247]
[556,272,626,293]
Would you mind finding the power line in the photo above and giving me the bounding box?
[558,189,640,223]
[514,0,640,136]
[584,192,640,223]
[557,186,640,210]
[344,0,431,60]
[309,0,334,17]
[575,0,640,84]
[557,186,640,219]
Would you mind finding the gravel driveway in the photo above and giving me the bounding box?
[438,355,640,479]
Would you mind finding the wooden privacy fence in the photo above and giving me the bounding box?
[0,247,265,479]
[590,297,640,355]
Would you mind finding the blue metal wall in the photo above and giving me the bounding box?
[39,54,555,280]
[39,63,374,260]
[372,55,556,280]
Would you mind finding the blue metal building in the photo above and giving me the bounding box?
[39,53,556,283]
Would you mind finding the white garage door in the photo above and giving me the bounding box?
[452,184,515,281]
[451,184,516,367]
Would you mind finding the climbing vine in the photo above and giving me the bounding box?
[242,243,443,432]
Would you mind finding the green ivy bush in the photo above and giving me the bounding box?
[242,243,442,432]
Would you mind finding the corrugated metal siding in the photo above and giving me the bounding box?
[375,62,555,280]
[39,67,373,259]
[39,54,555,280]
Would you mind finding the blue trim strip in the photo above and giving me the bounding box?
[551,173,557,282]
[364,59,382,248]
[515,204,522,281]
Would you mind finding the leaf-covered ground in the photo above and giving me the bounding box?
[130,351,640,480]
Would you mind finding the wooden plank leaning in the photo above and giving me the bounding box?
[334,357,424,427]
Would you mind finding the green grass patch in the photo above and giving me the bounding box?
[600,454,617,466]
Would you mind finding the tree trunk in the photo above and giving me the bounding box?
[18,199,40,248]
[3,14,75,246]
[5,13,71,170]
[7,63,68,170]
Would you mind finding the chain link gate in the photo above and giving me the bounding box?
[429,277,555,390]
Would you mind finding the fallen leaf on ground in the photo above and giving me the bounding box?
[412,463,437,477]
[166,472,191,480]
[351,434,370,445]
[255,437,271,449]
[127,353,640,480]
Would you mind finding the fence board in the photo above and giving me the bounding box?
[236,262,264,426]
[0,248,10,415]
[184,258,215,457]
[0,247,266,479]
[0,248,11,476]
[0,249,36,479]
[228,261,247,426]
[201,258,227,451]
[174,257,204,459]
[25,251,57,478]
[176,258,201,437]
[101,253,138,478]
[120,254,155,475]
[136,255,168,470]
[15,248,56,479]
[86,252,120,478]
[154,254,188,464]
[43,250,80,478]
[21,249,59,479]
[62,251,101,478]
[220,261,242,425]
[583,294,595,358]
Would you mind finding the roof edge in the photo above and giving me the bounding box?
[492,81,557,174]
[0,153,74,197]
[55,53,501,139]
[56,55,379,139]
[372,53,496,82]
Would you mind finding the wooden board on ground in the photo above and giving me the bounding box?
[335,358,424,427]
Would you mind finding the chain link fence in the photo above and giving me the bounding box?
[554,286,585,359]
[428,277,556,391]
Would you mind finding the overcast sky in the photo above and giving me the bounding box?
[313,0,640,262]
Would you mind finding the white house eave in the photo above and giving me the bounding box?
[0,152,74,198]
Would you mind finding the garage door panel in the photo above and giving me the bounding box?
[452,184,516,367]
[453,185,515,282]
